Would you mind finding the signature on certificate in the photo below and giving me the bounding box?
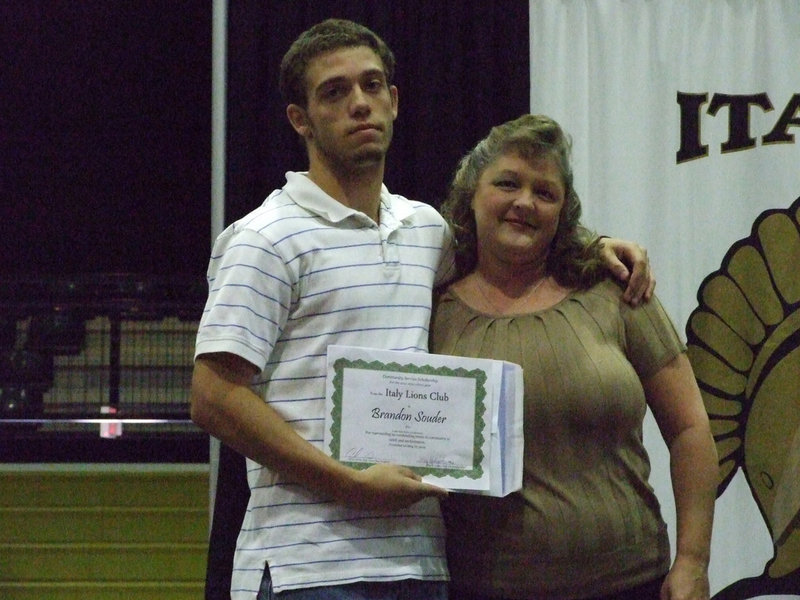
[344,447,380,462]
[419,455,459,469]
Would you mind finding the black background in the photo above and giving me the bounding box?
[1,1,529,278]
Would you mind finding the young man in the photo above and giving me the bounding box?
[191,19,653,600]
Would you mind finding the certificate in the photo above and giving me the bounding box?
[324,345,523,496]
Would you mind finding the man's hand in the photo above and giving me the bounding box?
[598,237,656,306]
[344,463,449,512]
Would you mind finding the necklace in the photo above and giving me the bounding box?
[475,273,547,315]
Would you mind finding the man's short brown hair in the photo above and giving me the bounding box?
[279,18,396,108]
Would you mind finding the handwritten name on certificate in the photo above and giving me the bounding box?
[324,345,521,493]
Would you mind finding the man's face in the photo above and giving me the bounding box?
[290,46,398,173]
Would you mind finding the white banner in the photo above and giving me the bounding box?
[530,1,800,597]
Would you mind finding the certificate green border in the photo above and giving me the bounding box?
[328,357,487,480]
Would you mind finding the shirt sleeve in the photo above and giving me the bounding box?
[621,292,687,380]
[194,226,292,372]
[434,219,457,288]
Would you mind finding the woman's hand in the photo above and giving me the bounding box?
[598,237,656,305]
[660,554,710,600]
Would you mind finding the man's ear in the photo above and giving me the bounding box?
[286,104,310,138]
[390,85,398,120]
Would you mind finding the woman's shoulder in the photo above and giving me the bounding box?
[569,277,626,308]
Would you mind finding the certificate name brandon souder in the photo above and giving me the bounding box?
[325,345,491,483]
[372,404,448,424]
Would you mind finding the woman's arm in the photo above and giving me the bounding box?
[643,353,719,600]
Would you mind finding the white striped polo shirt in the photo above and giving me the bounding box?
[195,171,455,596]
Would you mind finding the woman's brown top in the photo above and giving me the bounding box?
[431,279,685,599]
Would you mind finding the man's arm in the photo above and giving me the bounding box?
[598,237,656,306]
[190,352,448,511]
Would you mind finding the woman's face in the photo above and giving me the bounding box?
[471,151,566,268]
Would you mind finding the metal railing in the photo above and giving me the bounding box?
[0,274,209,460]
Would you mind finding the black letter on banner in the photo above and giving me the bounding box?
[676,92,709,163]
[708,93,773,153]
[763,94,800,144]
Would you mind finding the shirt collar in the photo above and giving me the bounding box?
[283,171,415,227]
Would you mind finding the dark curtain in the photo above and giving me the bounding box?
[225,0,530,221]
[0,1,212,276]
[206,2,530,597]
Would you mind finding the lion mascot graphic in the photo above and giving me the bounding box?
[686,196,800,598]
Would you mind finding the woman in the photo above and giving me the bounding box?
[431,115,718,600]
